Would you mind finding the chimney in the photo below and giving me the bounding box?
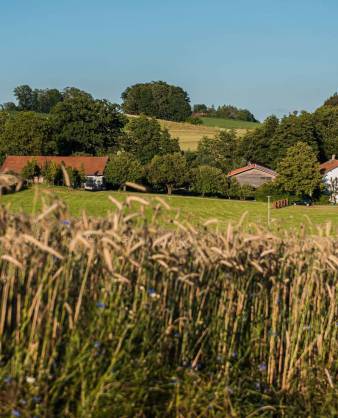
[332,155,336,160]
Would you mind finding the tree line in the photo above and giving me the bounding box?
[1,84,337,200]
[193,104,258,122]
[1,82,259,124]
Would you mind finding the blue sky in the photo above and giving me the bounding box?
[0,0,337,120]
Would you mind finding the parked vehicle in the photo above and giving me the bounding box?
[293,198,313,206]
[84,176,105,191]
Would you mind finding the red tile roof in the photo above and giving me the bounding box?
[228,164,277,177]
[0,156,108,176]
[320,159,338,173]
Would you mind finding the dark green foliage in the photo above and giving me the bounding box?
[0,111,54,159]
[276,142,322,197]
[323,92,338,107]
[34,88,63,113]
[51,96,127,155]
[13,85,35,110]
[193,103,258,122]
[0,102,17,111]
[104,152,143,190]
[123,116,180,164]
[268,112,319,168]
[195,130,242,173]
[239,115,279,167]
[121,81,192,122]
[20,159,41,180]
[313,106,338,161]
[254,181,287,202]
[193,104,208,113]
[186,116,203,125]
[191,165,228,196]
[41,161,63,185]
[147,153,188,194]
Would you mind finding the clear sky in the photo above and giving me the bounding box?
[0,0,337,120]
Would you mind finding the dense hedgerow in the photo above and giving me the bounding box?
[0,193,336,417]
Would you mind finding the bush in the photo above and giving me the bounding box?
[255,181,287,202]
[186,116,203,125]
[21,159,41,181]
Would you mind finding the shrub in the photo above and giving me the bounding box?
[21,159,41,181]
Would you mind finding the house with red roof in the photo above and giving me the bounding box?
[320,155,338,203]
[227,164,277,188]
[0,156,109,190]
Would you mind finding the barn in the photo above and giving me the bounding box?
[0,155,109,190]
[227,164,277,188]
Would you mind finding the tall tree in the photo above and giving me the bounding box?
[122,81,192,122]
[276,142,322,197]
[123,115,180,164]
[0,112,53,158]
[195,130,242,173]
[269,112,319,168]
[13,85,35,111]
[313,106,338,161]
[104,152,143,191]
[191,165,228,197]
[147,153,188,194]
[239,115,279,167]
[51,96,126,155]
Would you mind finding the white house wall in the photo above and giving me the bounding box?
[324,167,338,201]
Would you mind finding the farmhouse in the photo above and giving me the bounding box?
[228,164,277,188]
[320,155,338,203]
[0,156,109,190]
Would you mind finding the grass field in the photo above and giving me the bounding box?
[127,115,259,150]
[200,116,260,129]
[1,186,337,233]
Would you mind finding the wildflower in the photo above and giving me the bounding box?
[19,399,27,405]
[12,410,21,417]
[62,220,70,226]
[96,302,106,309]
[174,332,180,338]
[148,288,156,296]
[255,382,261,390]
[26,376,36,384]
[232,351,238,359]
[94,341,101,349]
[4,376,12,384]
[258,362,267,372]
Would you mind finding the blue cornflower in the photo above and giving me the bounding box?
[174,332,180,338]
[232,351,238,359]
[96,302,106,309]
[12,410,21,417]
[255,382,261,390]
[94,341,101,349]
[258,362,267,372]
[148,288,156,296]
[62,220,71,226]
[4,376,12,384]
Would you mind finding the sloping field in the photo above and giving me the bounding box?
[2,186,338,233]
[201,116,260,129]
[127,115,258,150]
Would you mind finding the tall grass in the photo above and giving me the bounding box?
[0,193,336,417]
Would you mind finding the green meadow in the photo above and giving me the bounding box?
[1,186,337,233]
